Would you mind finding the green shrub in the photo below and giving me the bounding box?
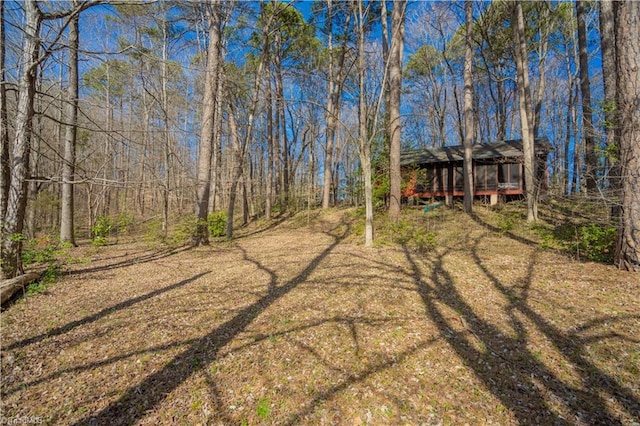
[27,265,61,295]
[207,211,227,237]
[117,212,136,235]
[414,230,437,252]
[578,223,617,263]
[373,172,390,209]
[143,218,164,243]
[495,214,515,233]
[390,219,414,244]
[22,236,58,265]
[169,214,198,245]
[92,216,113,246]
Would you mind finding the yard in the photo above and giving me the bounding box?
[1,207,639,425]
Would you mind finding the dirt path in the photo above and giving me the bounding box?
[1,210,638,425]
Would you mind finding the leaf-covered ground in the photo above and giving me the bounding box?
[1,207,639,425]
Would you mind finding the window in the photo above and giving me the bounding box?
[486,165,497,190]
[498,163,521,190]
[454,164,464,191]
[475,164,486,191]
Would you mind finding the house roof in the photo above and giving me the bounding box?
[400,137,552,166]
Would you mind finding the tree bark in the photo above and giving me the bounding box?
[576,0,598,193]
[161,9,171,238]
[226,104,243,239]
[600,0,620,215]
[321,1,350,209]
[463,0,474,213]
[357,0,373,247]
[266,81,274,220]
[60,0,80,245]
[193,1,221,245]
[513,1,537,222]
[1,272,43,305]
[208,67,224,214]
[0,0,10,221]
[388,0,406,221]
[614,0,640,271]
[1,1,41,279]
[322,0,335,209]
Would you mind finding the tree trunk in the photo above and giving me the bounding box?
[533,6,549,137]
[463,0,474,214]
[193,1,221,245]
[388,0,406,221]
[614,0,640,271]
[357,0,373,247]
[0,0,10,221]
[321,1,350,209]
[576,0,598,193]
[513,1,537,222]
[1,271,43,305]
[161,10,171,239]
[322,0,335,210]
[600,0,620,215]
[60,0,80,245]
[266,83,274,220]
[208,68,224,214]
[226,105,243,239]
[1,0,41,279]
[274,29,288,209]
[227,29,266,238]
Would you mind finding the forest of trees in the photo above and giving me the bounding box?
[1,0,638,277]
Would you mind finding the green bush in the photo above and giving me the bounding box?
[92,216,113,246]
[390,219,414,245]
[143,218,164,243]
[169,214,198,245]
[117,212,136,235]
[413,230,437,252]
[207,211,227,237]
[495,214,515,233]
[27,265,61,295]
[22,236,58,265]
[578,223,617,263]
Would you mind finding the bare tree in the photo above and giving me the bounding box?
[388,0,406,221]
[322,0,351,209]
[463,0,474,213]
[356,0,373,247]
[0,0,9,221]
[576,0,597,193]
[512,1,537,222]
[60,0,80,245]
[599,0,620,215]
[1,0,42,279]
[226,59,265,238]
[193,1,221,245]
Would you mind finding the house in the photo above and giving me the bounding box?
[400,138,553,205]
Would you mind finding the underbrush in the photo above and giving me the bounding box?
[348,198,618,264]
[477,199,618,264]
[17,235,70,294]
[350,206,445,253]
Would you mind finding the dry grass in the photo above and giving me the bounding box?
[1,206,639,425]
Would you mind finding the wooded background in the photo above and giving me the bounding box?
[1,0,639,276]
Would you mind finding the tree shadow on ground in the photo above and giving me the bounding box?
[231,210,299,240]
[64,245,193,276]
[469,211,540,248]
[5,271,211,352]
[71,219,351,426]
[402,241,640,425]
